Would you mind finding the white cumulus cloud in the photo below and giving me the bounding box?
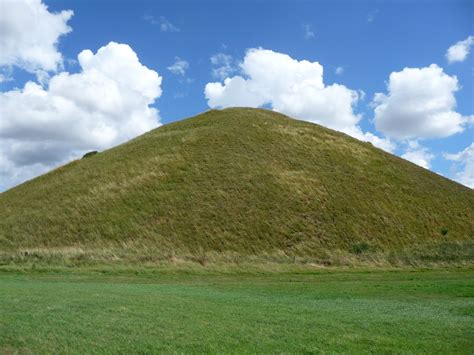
[205,48,394,152]
[446,36,474,64]
[444,143,474,189]
[401,141,435,169]
[367,10,379,23]
[168,57,189,76]
[0,0,73,73]
[144,15,180,32]
[210,53,237,80]
[0,42,162,190]
[303,24,315,39]
[159,16,180,32]
[373,64,468,139]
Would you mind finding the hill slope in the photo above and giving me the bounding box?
[1,108,473,267]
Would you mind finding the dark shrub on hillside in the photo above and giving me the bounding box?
[351,242,371,255]
[82,151,98,159]
[440,227,449,236]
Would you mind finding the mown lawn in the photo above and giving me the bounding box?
[1,269,473,353]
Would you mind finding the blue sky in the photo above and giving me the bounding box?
[0,0,473,190]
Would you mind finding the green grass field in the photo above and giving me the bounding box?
[1,268,473,353]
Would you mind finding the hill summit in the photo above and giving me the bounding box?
[1,108,472,267]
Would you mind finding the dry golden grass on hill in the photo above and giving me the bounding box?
[0,108,473,268]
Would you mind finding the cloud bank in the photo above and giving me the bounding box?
[0,42,162,190]
[0,0,73,73]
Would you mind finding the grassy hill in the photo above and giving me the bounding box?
[0,108,473,267]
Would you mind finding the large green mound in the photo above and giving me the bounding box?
[1,108,473,266]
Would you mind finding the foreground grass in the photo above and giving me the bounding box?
[1,269,473,353]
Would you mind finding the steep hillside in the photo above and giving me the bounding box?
[1,108,473,267]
